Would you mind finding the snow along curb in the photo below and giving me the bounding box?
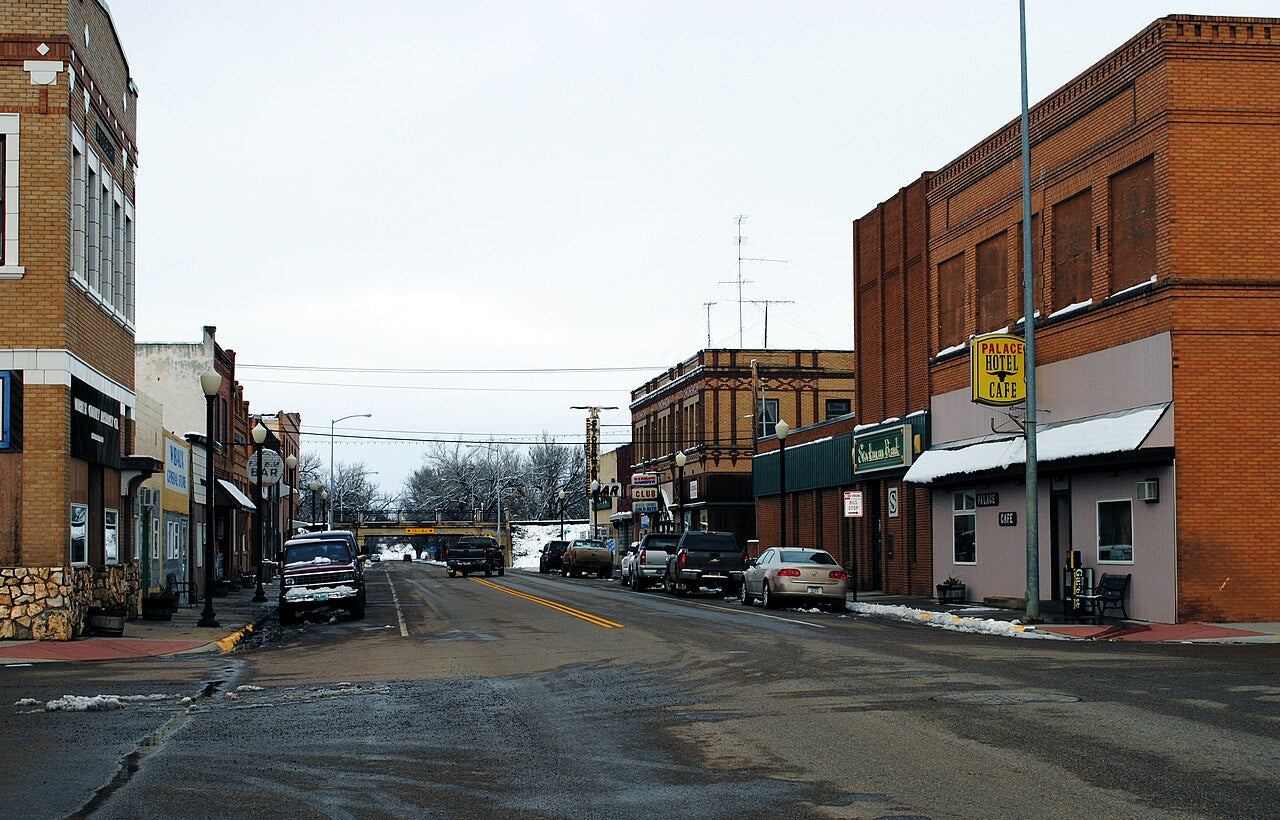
[847,602,1067,640]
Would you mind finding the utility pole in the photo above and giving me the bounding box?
[571,405,617,537]
[743,299,794,348]
[702,302,716,348]
[1019,0,1041,622]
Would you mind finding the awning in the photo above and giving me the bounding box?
[905,404,1170,485]
[609,511,633,523]
[216,479,256,512]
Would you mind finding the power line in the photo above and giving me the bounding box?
[238,363,664,375]
[239,377,632,394]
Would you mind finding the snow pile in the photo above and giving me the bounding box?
[13,698,39,707]
[283,584,357,601]
[378,542,417,561]
[510,523,593,570]
[848,602,1064,639]
[44,695,130,711]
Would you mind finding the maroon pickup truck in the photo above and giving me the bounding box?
[278,535,366,624]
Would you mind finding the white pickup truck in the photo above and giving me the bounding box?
[622,532,681,592]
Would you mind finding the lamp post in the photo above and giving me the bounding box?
[251,422,268,603]
[674,451,687,534]
[591,479,600,539]
[198,369,222,628]
[285,454,298,542]
[320,489,328,528]
[558,489,567,539]
[309,480,320,527]
[775,419,790,548]
[329,413,372,528]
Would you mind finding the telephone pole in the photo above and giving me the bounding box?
[721,216,789,348]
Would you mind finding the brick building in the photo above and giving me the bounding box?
[0,1,148,639]
[897,15,1280,622]
[632,349,854,547]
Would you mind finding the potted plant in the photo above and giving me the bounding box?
[141,591,176,621]
[936,575,966,605]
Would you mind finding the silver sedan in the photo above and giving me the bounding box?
[740,548,848,612]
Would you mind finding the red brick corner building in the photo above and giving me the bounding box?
[0,1,145,639]
[895,16,1280,623]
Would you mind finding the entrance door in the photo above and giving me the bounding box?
[868,481,883,591]
[1049,490,1072,601]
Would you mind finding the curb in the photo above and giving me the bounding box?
[213,607,275,654]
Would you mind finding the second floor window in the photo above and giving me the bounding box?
[757,398,779,439]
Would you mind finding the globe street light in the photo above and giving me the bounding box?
[309,480,321,526]
[251,422,269,603]
[775,419,790,549]
[558,488,567,539]
[198,369,222,628]
[285,453,298,542]
[329,413,372,528]
[674,450,687,534]
[590,479,600,539]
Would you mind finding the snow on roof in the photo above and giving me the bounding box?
[904,403,1169,484]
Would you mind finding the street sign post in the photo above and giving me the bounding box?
[843,490,864,518]
[248,449,284,486]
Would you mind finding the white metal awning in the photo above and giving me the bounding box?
[216,479,256,512]
[905,403,1170,485]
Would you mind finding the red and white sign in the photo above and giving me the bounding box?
[843,490,864,518]
[632,472,658,486]
[631,486,658,500]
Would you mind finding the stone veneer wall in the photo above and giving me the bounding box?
[0,564,140,641]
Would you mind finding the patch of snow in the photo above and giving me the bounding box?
[935,341,968,358]
[510,523,593,571]
[848,602,1064,639]
[236,684,264,692]
[285,556,334,567]
[1048,298,1093,319]
[906,410,927,418]
[44,695,129,711]
[1107,274,1157,301]
[283,584,357,601]
[378,542,418,561]
[13,698,39,707]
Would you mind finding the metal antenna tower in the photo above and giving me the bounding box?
[721,215,789,348]
[743,299,794,348]
[702,302,717,348]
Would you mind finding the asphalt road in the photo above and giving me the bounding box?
[3,561,1279,819]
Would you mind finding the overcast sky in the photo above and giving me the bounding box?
[109,1,1273,493]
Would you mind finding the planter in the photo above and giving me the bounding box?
[141,595,176,621]
[87,606,127,637]
[936,584,966,605]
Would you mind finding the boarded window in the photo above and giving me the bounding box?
[976,231,1008,331]
[1109,157,1156,292]
[1052,190,1092,310]
[1014,213,1043,318]
[937,253,966,350]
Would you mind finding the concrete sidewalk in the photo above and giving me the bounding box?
[852,592,1280,644]
[0,586,273,664]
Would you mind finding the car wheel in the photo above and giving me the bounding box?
[498,566,505,577]
[761,581,777,609]
[620,570,629,586]
[279,603,295,625]
[484,567,492,577]
[663,572,673,594]
[350,595,366,620]
[632,574,644,592]
[739,581,753,606]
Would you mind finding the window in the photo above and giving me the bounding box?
[112,199,124,313]
[70,504,88,565]
[825,399,851,420]
[1097,499,1133,563]
[0,114,25,275]
[1052,190,1093,310]
[98,174,112,306]
[1109,157,1156,292]
[104,508,119,564]
[86,160,100,292]
[937,252,966,349]
[123,209,135,324]
[757,398,779,439]
[976,231,1008,331]
[1014,213,1043,318]
[952,490,976,564]
[71,142,86,279]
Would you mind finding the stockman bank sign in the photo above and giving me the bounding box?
[970,332,1026,407]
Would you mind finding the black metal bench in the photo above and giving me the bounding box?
[166,573,196,607]
[1077,572,1131,622]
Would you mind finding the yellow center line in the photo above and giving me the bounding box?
[470,578,624,628]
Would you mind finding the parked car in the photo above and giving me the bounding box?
[278,535,366,624]
[369,553,381,563]
[444,536,505,577]
[626,532,680,591]
[562,539,612,579]
[740,548,848,612]
[663,531,746,597]
[539,540,569,574]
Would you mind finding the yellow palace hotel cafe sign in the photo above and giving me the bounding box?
[970,332,1026,407]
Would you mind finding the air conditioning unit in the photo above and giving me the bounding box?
[1136,479,1159,503]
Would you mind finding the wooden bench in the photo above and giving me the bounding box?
[1076,572,1131,622]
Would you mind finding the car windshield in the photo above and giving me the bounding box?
[572,540,605,548]
[645,536,680,549]
[285,541,352,566]
[682,534,737,551]
[779,550,836,564]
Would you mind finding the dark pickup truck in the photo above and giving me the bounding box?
[444,536,505,578]
[663,531,746,597]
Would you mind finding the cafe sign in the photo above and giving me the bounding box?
[971,332,1025,407]
[853,424,914,475]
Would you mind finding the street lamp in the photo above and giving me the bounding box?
[674,450,687,534]
[285,454,298,541]
[251,422,268,603]
[591,479,600,539]
[775,419,790,548]
[329,412,372,527]
[198,369,222,628]
[320,488,329,528]
[309,480,321,526]
[558,489,567,539]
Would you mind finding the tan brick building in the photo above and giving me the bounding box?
[899,15,1280,622]
[0,1,146,638]
[631,349,854,547]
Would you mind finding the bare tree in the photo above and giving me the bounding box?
[296,450,327,525]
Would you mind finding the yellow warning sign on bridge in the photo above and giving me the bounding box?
[405,527,436,535]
